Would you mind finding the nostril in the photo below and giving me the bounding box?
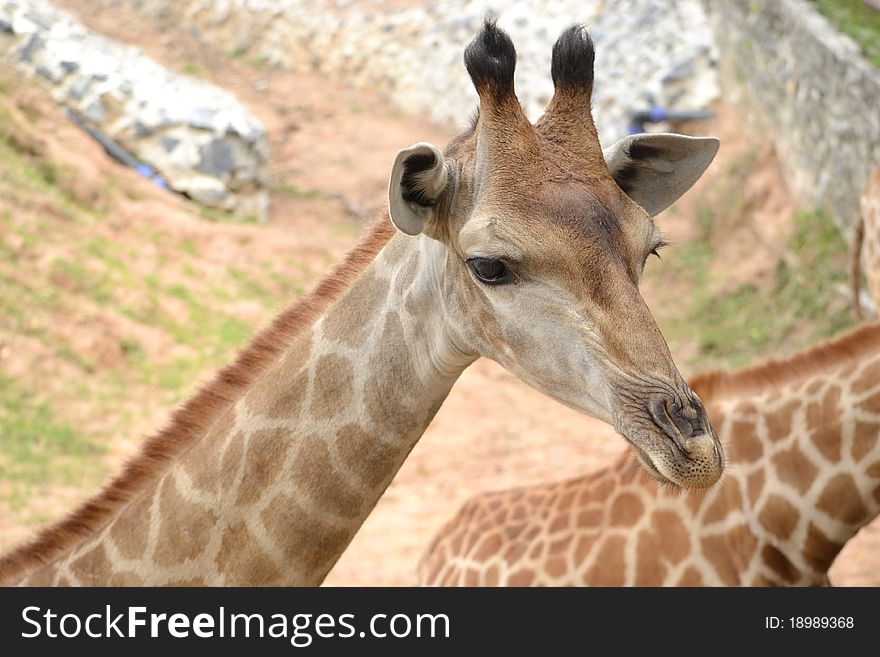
[649,396,672,430]
[649,396,692,456]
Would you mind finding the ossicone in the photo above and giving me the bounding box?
[463,19,517,100]
[551,24,595,93]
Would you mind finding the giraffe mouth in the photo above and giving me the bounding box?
[628,441,675,486]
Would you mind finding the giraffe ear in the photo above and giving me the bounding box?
[603,133,719,216]
[388,142,450,235]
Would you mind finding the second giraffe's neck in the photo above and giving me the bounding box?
[708,358,880,583]
[21,232,475,585]
[420,327,880,587]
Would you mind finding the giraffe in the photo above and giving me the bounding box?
[419,322,880,586]
[849,165,880,318]
[0,22,723,586]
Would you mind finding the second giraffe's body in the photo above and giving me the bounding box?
[850,166,880,317]
[420,324,880,586]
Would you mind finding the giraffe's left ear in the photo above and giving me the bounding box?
[603,133,719,217]
[388,142,450,236]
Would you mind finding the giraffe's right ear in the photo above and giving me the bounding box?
[388,142,449,235]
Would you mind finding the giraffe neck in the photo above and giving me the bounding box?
[718,354,880,582]
[16,232,475,585]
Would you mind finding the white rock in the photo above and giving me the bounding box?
[0,0,268,218]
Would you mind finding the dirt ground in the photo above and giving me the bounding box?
[1,1,876,586]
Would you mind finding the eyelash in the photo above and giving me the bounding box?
[648,240,668,261]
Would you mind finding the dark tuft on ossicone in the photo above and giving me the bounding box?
[463,19,517,99]
[550,24,595,91]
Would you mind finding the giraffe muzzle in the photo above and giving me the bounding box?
[622,391,724,489]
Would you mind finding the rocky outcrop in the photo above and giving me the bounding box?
[0,0,268,218]
[97,0,719,148]
[704,0,880,229]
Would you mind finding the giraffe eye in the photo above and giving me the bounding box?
[466,257,514,286]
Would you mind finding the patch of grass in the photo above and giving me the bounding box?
[0,107,45,159]
[50,257,115,306]
[56,344,98,373]
[271,180,331,201]
[811,0,880,69]
[660,207,852,369]
[267,268,307,299]
[0,374,106,488]
[181,239,199,256]
[246,54,269,70]
[120,337,144,361]
[84,236,127,273]
[181,60,205,77]
[227,265,272,301]
[198,205,260,224]
[0,126,86,221]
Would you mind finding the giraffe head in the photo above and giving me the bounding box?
[387,22,722,488]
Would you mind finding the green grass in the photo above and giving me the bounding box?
[50,257,115,305]
[198,204,260,224]
[657,207,852,370]
[180,239,199,256]
[181,60,205,77]
[0,108,103,217]
[0,374,106,493]
[811,0,880,68]
[271,180,331,201]
[0,70,316,527]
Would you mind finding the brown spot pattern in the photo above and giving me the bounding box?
[309,354,355,420]
[215,521,281,585]
[289,439,364,520]
[70,545,113,586]
[761,545,799,584]
[676,566,703,586]
[248,370,309,423]
[651,510,690,564]
[765,400,800,443]
[322,270,389,347]
[852,421,880,461]
[802,522,842,573]
[852,358,880,395]
[816,474,866,524]
[731,419,762,462]
[236,428,289,506]
[186,411,237,493]
[807,389,843,455]
[757,495,800,540]
[363,313,423,437]
[584,536,626,585]
[772,444,818,495]
[260,493,350,579]
[747,470,765,506]
[700,535,738,585]
[609,493,643,527]
[335,424,400,488]
[109,490,152,561]
[635,529,666,585]
[154,478,218,567]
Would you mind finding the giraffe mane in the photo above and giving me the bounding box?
[690,321,880,402]
[0,216,395,582]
